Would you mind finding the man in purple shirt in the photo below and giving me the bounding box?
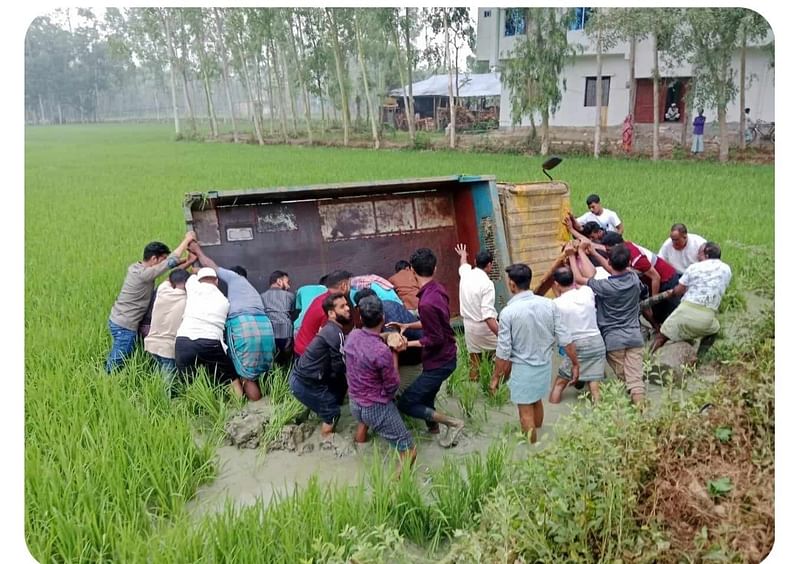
[344,295,416,471]
[391,248,465,448]
[692,109,706,154]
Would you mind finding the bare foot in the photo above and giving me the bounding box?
[438,421,465,448]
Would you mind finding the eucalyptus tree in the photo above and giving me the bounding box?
[501,8,575,154]
[184,8,219,138]
[354,10,381,148]
[212,8,239,141]
[325,8,352,145]
[224,8,265,144]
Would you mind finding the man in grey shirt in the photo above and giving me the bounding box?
[568,241,646,405]
[190,242,276,401]
[106,231,195,373]
[261,270,296,363]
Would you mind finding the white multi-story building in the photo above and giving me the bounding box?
[475,8,774,129]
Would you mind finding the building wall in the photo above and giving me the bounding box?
[482,8,775,128]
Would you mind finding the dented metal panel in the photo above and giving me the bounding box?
[415,195,455,229]
[193,209,221,246]
[256,205,298,233]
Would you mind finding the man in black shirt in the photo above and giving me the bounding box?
[289,292,350,440]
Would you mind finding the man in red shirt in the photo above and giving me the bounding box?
[293,270,352,357]
[601,232,681,329]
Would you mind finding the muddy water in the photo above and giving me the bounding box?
[187,362,675,518]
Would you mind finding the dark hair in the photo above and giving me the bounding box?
[702,241,722,259]
[169,269,190,285]
[323,292,347,315]
[319,274,328,285]
[586,194,600,206]
[410,248,437,277]
[745,107,750,114]
[325,270,352,289]
[353,287,377,305]
[670,223,688,235]
[608,244,631,271]
[394,260,411,272]
[476,250,493,269]
[505,263,532,290]
[601,232,624,247]
[553,267,573,287]
[357,295,384,329]
[229,265,247,278]
[143,241,170,261]
[582,221,604,237]
[269,270,289,285]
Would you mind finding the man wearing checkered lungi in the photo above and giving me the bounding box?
[190,243,276,401]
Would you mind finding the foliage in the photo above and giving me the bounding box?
[501,8,575,141]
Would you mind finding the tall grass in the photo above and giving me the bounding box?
[24,123,773,561]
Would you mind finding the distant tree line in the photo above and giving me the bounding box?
[24,8,476,149]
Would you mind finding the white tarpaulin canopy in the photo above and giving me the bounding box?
[389,72,501,98]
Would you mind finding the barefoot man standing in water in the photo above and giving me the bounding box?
[490,263,578,444]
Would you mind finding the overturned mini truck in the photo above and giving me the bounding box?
[183,172,571,317]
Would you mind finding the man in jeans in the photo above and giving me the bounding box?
[392,248,464,448]
[289,293,350,440]
[106,231,195,372]
[570,242,646,405]
[144,269,191,384]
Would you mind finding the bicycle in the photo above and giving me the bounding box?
[745,119,775,145]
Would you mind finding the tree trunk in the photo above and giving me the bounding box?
[57,101,63,125]
[719,104,729,162]
[163,11,181,136]
[391,25,411,135]
[326,9,349,146]
[628,35,636,117]
[254,52,267,137]
[739,31,746,148]
[264,48,277,135]
[290,13,313,144]
[445,18,456,149]
[280,49,298,136]
[153,90,160,121]
[355,16,380,149]
[237,38,265,145]
[180,68,197,133]
[404,9,416,141]
[594,32,603,159]
[269,40,289,143]
[651,35,660,161]
[201,68,219,138]
[38,94,46,124]
[213,9,238,142]
[540,109,550,156]
[682,78,693,148]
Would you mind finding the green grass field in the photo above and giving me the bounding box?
[24,123,774,561]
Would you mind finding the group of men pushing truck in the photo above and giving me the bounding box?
[105,192,731,470]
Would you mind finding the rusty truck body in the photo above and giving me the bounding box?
[183,175,570,317]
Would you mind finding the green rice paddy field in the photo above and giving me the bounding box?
[24,124,774,561]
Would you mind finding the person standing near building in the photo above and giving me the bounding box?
[692,110,706,154]
[489,263,578,443]
[455,244,498,382]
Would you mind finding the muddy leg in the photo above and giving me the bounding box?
[517,404,537,443]
[242,378,262,401]
[469,353,481,382]
[588,381,601,404]
[231,379,244,398]
[354,422,369,443]
[549,379,569,404]
[430,411,465,448]
[650,332,669,353]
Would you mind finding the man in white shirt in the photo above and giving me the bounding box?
[174,267,239,389]
[549,267,606,404]
[657,223,707,274]
[455,244,499,381]
[652,242,732,352]
[573,194,623,234]
[144,269,190,383]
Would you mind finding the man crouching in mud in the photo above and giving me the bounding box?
[344,295,416,473]
[289,293,350,441]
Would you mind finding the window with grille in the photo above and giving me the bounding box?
[584,76,610,107]
[483,10,492,18]
[504,8,526,36]
[569,8,594,31]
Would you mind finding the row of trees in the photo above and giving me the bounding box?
[25,8,476,148]
[502,7,772,162]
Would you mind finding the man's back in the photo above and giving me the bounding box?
[110,262,170,331]
[177,275,230,341]
[144,281,187,357]
[294,291,331,356]
[343,328,398,406]
[388,269,419,310]
[586,272,643,351]
[458,264,496,323]
[497,291,566,366]
[261,287,295,340]
[294,285,328,331]
[216,268,264,317]
[680,259,732,311]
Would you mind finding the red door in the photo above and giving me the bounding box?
[634,79,669,124]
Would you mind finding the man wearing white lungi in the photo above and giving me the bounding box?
[455,244,499,381]
[489,263,579,444]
